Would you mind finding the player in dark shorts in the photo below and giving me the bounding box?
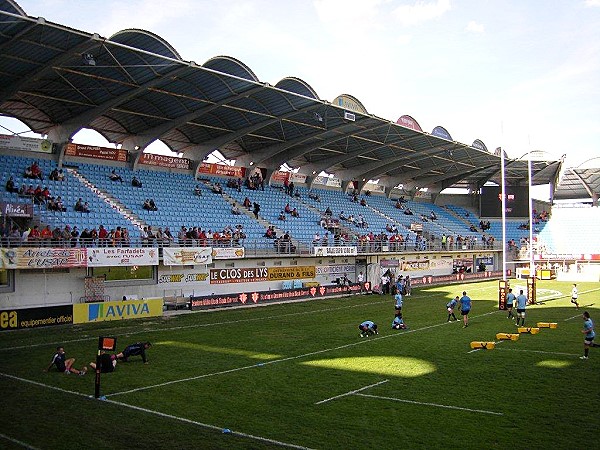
[116,342,152,363]
[90,352,117,373]
[359,321,378,337]
[44,346,86,375]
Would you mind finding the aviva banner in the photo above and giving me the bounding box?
[73,299,163,324]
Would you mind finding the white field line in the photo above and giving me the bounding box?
[107,309,500,398]
[0,299,393,352]
[494,348,580,357]
[0,433,41,450]
[564,304,595,321]
[355,393,503,416]
[0,372,313,450]
[315,379,389,405]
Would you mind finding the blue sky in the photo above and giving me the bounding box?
[2,0,599,171]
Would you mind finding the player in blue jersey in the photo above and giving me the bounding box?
[116,342,152,364]
[459,291,471,328]
[515,290,528,326]
[392,312,407,330]
[359,320,378,337]
[580,311,599,360]
[44,346,86,375]
[394,290,403,313]
[506,288,516,320]
[446,296,459,322]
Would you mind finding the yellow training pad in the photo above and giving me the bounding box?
[518,327,540,334]
[537,322,557,329]
[496,333,520,341]
[470,341,496,349]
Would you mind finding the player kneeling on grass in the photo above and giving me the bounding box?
[359,321,378,337]
[580,311,599,360]
[116,342,151,364]
[391,312,407,330]
[44,346,86,376]
[90,352,117,373]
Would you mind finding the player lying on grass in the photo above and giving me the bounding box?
[90,352,118,373]
[359,321,378,337]
[391,312,407,330]
[115,342,151,364]
[44,346,86,375]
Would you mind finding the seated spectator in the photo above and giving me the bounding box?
[49,168,60,181]
[243,197,251,208]
[74,198,84,212]
[163,227,174,245]
[55,196,66,212]
[25,184,35,197]
[143,199,158,211]
[313,232,320,244]
[131,176,142,187]
[82,202,90,213]
[360,198,367,207]
[308,191,321,202]
[231,204,241,215]
[46,197,57,211]
[194,184,202,196]
[325,207,332,216]
[469,225,478,232]
[18,184,27,196]
[291,207,299,217]
[351,194,359,203]
[264,226,276,239]
[278,210,286,221]
[109,169,123,182]
[339,211,347,221]
[395,200,404,209]
[430,211,437,221]
[420,214,428,222]
[294,190,301,198]
[212,183,223,194]
[25,161,43,180]
[284,203,291,214]
[404,208,413,215]
[5,176,19,193]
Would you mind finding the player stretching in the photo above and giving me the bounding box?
[571,284,580,309]
[580,311,599,360]
[359,321,378,337]
[44,346,86,375]
[392,312,407,330]
[515,289,528,326]
[446,296,458,322]
[506,288,516,320]
[116,342,152,364]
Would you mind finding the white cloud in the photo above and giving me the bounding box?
[392,0,451,26]
[465,20,484,33]
[584,0,600,7]
[313,0,386,33]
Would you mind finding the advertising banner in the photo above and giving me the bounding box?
[401,260,430,271]
[139,153,192,170]
[197,162,245,178]
[64,143,127,162]
[211,247,245,259]
[87,247,158,267]
[162,247,212,266]
[313,246,358,257]
[1,202,33,218]
[0,133,52,153]
[315,264,356,275]
[0,305,73,331]
[290,172,307,184]
[73,299,163,324]
[271,171,290,183]
[0,247,87,269]
[267,266,315,281]
[428,259,453,270]
[158,271,209,285]
[209,265,316,284]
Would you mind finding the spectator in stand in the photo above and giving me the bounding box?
[28,225,40,243]
[178,226,188,246]
[69,226,79,247]
[98,225,109,247]
[49,168,65,181]
[109,169,123,182]
[40,225,52,245]
[291,207,299,218]
[212,182,223,194]
[430,211,437,221]
[360,198,367,207]
[194,184,202,196]
[308,191,321,202]
[231,204,241,215]
[131,176,142,187]
[243,197,251,208]
[325,207,332,216]
[8,226,21,245]
[25,161,43,180]
[284,203,292,214]
[404,208,413,215]
[395,199,404,209]
[163,227,174,245]
[51,226,62,246]
[74,198,84,212]
[5,176,19,193]
[25,184,35,197]
[113,227,122,247]
[55,196,66,212]
[278,210,286,221]
[253,202,260,219]
[79,228,90,247]
[143,199,156,211]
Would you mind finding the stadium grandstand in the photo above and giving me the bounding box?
[0,0,599,312]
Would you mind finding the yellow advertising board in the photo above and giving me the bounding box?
[267,266,316,281]
[73,299,163,324]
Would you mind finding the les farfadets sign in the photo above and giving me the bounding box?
[0,305,73,331]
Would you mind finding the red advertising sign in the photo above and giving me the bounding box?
[65,143,127,162]
[139,153,192,170]
[197,162,246,178]
[271,171,290,183]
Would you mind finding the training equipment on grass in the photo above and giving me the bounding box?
[518,327,540,334]
[536,322,557,329]
[495,333,519,341]
[470,341,496,350]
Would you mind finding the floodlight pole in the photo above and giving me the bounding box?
[500,146,507,281]
[527,150,534,278]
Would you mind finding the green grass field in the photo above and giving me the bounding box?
[1,279,599,449]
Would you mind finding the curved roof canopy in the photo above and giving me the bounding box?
[0,1,562,194]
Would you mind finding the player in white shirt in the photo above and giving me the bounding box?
[571,284,579,309]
